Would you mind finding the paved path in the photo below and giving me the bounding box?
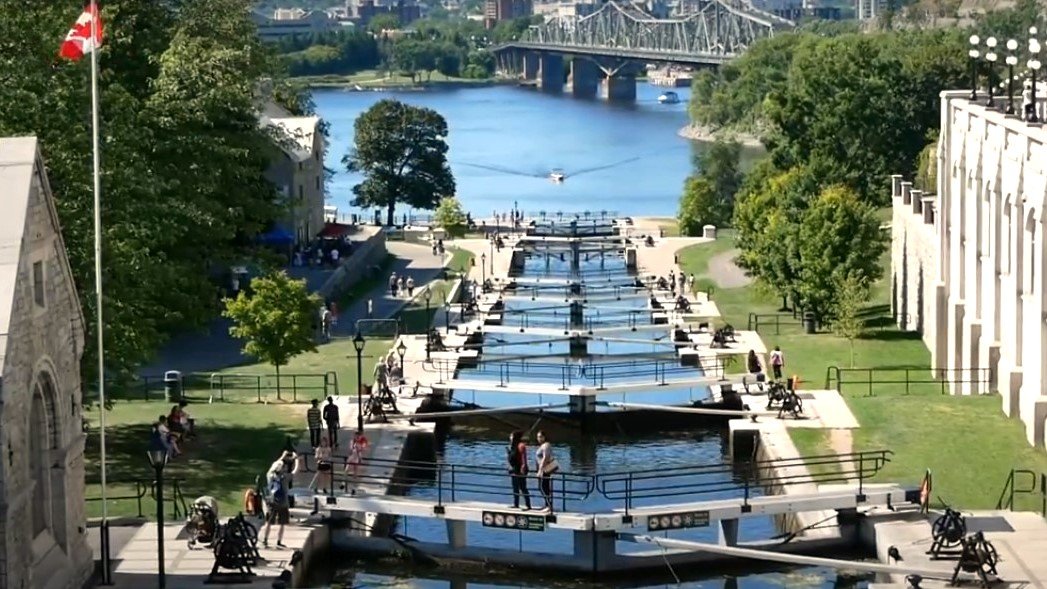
[708,249,752,289]
[140,240,447,376]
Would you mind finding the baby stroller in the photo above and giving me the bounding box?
[186,495,220,549]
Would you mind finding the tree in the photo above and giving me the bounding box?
[796,185,886,321]
[435,196,468,238]
[368,13,400,35]
[345,99,456,226]
[224,272,321,399]
[833,272,869,367]
[677,176,719,236]
[677,139,743,235]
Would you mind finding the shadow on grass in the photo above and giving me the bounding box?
[857,330,925,343]
[85,418,299,515]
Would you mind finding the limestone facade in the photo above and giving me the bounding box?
[0,137,93,588]
[892,90,1047,446]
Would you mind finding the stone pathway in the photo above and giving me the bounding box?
[707,249,752,289]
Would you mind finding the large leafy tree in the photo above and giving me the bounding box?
[0,0,287,383]
[224,272,321,399]
[345,99,456,226]
[677,139,743,234]
[796,185,886,321]
[435,196,468,238]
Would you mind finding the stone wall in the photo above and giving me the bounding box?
[0,143,93,589]
[889,175,945,373]
[318,228,388,302]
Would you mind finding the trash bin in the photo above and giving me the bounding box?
[803,312,817,334]
[163,370,182,402]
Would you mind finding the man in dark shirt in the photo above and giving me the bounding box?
[306,399,322,448]
[322,396,340,448]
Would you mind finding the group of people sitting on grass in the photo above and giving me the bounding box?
[150,399,195,459]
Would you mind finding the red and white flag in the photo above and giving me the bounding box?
[58,3,104,61]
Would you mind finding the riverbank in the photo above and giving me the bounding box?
[291,70,510,90]
[678,123,764,148]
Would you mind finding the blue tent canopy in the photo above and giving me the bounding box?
[259,225,294,245]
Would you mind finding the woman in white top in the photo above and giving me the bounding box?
[534,430,559,513]
[312,436,333,493]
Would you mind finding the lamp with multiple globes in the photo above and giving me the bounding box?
[969,34,981,101]
[1006,39,1019,115]
[985,37,998,108]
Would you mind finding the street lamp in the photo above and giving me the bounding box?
[481,252,487,284]
[985,37,998,108]
[969,34,981,101]
[353,332,365,433]
[146,445,169,589]
[1030,28,1042,123]
[396,339,407,369]
[1007,39,1019,114]
[424,288,432,361]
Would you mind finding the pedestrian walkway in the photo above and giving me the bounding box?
[140,240,447,376]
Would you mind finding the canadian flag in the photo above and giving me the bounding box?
[58,3,104,61]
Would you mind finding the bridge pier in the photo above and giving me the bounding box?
[538,54,565,93]
[574,530,617,571]
[600,73,637,102]
[718,519,739,546]
[446,520,467,549]
[522,53,539,81]
[568,58,600,98]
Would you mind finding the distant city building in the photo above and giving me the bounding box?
[533,1,599,20]
[891,89,1047,447]
[855,0,887,21]
[0,136,94,589]
[260,103,326,246]
[770,5,841,19]
[484,0,533,28]
[348,0,423,26]
[251,8,338,41]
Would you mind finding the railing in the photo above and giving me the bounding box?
[84,477,189,520]
[458,356,731,389]
[332,456,595,513]
[109,371,340,403]
[745,312,912,335]
[825,366,992,396]
[325,450,893,515]
[598,450,893,515]
[995,468,1046,516]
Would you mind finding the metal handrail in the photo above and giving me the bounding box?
[825,366,992,396]
[456,357,731,389]
[597,450,892,515]
[85,477,189,519]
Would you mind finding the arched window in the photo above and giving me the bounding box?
[29,389,51,537]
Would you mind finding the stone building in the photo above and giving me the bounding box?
[0,137,93,588]
[261,103,327,246]
[891,90,1047,447]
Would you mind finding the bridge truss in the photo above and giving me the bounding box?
[516,0,792,62]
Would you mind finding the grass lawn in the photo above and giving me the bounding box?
[678,236,1047,509]
[291,70,496,88]
[84,401,304,520]
[335,253,394,311]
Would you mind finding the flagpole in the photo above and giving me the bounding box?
[88,2,110,583]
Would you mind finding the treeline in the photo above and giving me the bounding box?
[678,2,1045,323]
[0,0,303,381]
[277,16,536,79]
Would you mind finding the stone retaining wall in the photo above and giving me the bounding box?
[319,229,387,302]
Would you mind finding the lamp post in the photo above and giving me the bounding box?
[424,288,432,361]
[1007,39,1019,115]
[353,332,365,433]
[969,35,981,101]
[146,446,169,589]
[985,37,998,108]
[397,339,407,369]
[489,239,495,274]
[481,252,487,284]
[1030,29,1042,123]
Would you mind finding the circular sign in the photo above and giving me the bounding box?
[683,515,694,526]
[649,517,660,529]
[483,513,494,525]
[517,517,528,528]
[671,515,682,527]
[495,514,506,527]
[660,516,671,528]
[506,515,517,527]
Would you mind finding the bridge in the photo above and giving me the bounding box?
[493,0,793,101]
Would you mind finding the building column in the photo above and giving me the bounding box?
[538,54,564,93]
[600,73,637,102]
[522,52,539,80]
[568,58,600,98]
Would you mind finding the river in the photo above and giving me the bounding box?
[315,82,699,219]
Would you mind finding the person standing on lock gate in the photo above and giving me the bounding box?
[769,346,785,381]
[507,430,531,510]
[323,396,340,448]
[306,399,322,448]
[534,430,560,513]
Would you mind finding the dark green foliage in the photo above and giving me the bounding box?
[677,140,743,234]
[0,0,289,383]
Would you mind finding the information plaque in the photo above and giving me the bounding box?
[481,511,547,532]
[646,510,710,531]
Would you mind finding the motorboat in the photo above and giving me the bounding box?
[658,91,680,104]
[549,169,566,183]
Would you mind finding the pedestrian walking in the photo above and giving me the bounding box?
[507,430,531,510]
[534,430,559,513]
[323,396,340,447]
[388,272,398,297]
[262,453,293,549]
[344,430,369,496]
[321,307,333,342]
[397,276,405,298]
[769,346,785,381]
[406,276,415,298]
[306,399,322,448]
